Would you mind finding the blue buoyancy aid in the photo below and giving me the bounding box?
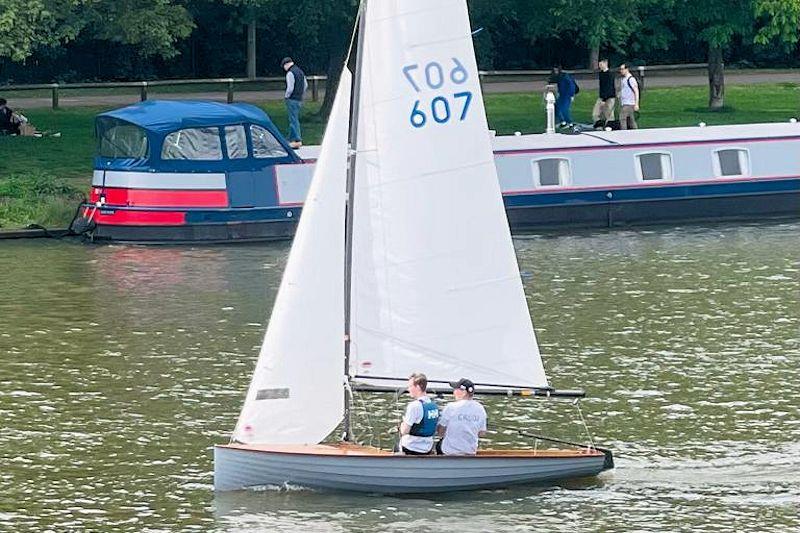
[409,399,440,437]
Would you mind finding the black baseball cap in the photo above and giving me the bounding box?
[281,57,293,66]
[449,378,475,393]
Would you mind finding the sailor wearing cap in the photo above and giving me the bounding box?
[435,378,487,455]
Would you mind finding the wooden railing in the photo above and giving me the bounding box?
[0,64,710,109]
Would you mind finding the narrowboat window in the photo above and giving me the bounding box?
[531,158,571,187]
[636,152,672,181]
[161,127,223,160]
[251,125,288,158]
[225,126,248,159]
[97,118,148,158]
[715,148,749,177]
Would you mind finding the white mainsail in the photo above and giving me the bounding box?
[232,70,353,444]
[349,0,549,388]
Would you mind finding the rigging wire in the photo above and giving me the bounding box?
[573,398,596,450]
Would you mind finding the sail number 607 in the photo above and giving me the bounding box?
[402,58,469,92]
[410,92,472,128]
[403,58,472,129]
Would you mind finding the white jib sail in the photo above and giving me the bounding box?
[232,69,352,444]
[350,0,548,389]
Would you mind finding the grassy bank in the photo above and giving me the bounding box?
[0,83,797,229]
[0,173,84,229]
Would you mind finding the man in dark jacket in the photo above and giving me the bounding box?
[550,65,578,127]
[592,59,616,127]
[0,98,20,135]
[281,57,308,149]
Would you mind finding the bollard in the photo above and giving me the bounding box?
[51,83,59,110]
[545,90,556,134]
[310,78,318,102]
[227,79,234,103]
[140,81,148,101]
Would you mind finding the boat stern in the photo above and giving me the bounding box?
[597,445,615,471]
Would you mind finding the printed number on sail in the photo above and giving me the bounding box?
[403,58,472,129]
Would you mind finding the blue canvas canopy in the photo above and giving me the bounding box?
[94,100,299,172]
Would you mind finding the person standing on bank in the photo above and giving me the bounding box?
[281,57,308,149]
[550,65,578,127]
[592,59,616,128]
[618,63,640,130]
[436,378,487,455]
[398,373,440,455]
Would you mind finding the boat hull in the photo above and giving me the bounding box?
[506,180,800,231]
[88,217,297,244]
[214,444,611,493]
[82,178,799,243]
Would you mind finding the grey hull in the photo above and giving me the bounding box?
[214,446,610,494]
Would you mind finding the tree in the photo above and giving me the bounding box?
[85,1,194,59]
[671,0,753,109]
[673,0,800,109]
[0,0,193,66]
[0,0,83,62]
[220,0,278,78]
[529,0,644,69]
[754,0,800,48]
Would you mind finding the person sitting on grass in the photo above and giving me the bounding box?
[0,98,21,135]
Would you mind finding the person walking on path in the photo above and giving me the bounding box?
[592,59,616,127]
[550,65,579,127]
[281,57,308,148]
[618,63,640,130]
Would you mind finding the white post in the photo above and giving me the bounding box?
[545,90,556,134]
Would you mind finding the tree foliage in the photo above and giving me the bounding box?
[0,0,83,61]
[0,0,193,63]
[528,0,643,65]
[1,0,798,92]
[754,0,800,48]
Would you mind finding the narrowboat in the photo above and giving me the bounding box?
[75,100,800,243]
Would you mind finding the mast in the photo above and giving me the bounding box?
[342,0,367,442]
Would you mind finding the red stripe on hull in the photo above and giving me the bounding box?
[89,188,228,208]
[94,210,186,226]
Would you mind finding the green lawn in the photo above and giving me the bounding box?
[1,83,797,229]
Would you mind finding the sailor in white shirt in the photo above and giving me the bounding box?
[398,373,439,455]
[436,378,487,455]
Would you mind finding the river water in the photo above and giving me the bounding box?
[1,222,798,532]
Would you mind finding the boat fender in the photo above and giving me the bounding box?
[409,399,439,437]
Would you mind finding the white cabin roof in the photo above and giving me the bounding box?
[492,122,800,152]
[296,121,800,160]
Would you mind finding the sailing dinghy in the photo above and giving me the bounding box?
[214,0,613,493]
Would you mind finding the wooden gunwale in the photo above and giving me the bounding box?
[217,442,604,459]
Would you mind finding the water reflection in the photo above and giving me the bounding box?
[0,222,798,531]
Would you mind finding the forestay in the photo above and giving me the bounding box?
[349,0,548,389]
[232,70,353,444]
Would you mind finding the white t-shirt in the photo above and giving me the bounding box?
[399,396,435,453]
[620,74,639,106]
[438,399,487,455]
